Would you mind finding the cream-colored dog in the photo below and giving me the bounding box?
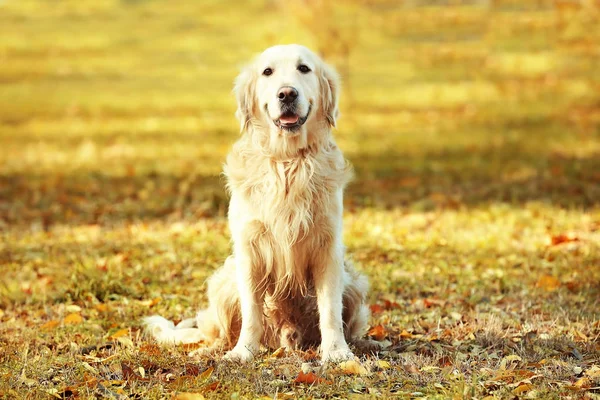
[144,44,371,362]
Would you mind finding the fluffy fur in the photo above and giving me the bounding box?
[144,45,373,362]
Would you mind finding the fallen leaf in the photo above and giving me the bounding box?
[536,275,561,292]
[270,347,286,358]
[173,393,206,400]
[184,364,201,376]
[585,365,600,378]
[198,367,214,381]
[41,320,60,330]
[65,305,82,313]
[382,299,401,309]
[550,233,579,246]
[202,381,220,391]
[369,304,385,314]
[294,371,331,385]
[139,297,161,307]
[121,362,148,382]
[339,360,370,376]
[140,343,161,356]
[367,325,387,341]
[500,355,523,370]
[376,360,391,370]
[399,330,413,339]
[300,349,319,361]
[95,304,110,312]
[64,313,83,325]
[512,384,533,395]
[574,377,591,389]
[109,328,129,339]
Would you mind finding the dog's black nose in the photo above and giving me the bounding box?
[277,86,298,104]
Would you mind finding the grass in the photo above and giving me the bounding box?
[0,0,599,398]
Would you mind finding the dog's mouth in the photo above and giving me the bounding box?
[272,104,311,133]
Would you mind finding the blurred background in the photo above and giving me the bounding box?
[1,3,599,396]
[0,0,598,227]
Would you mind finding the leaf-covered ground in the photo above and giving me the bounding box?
[1,0,599,399]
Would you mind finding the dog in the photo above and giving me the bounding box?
[144,44,372,362]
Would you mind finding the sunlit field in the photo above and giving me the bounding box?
[1,0,599,398]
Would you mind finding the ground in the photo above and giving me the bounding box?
[0,0,599,399]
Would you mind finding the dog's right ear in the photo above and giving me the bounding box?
[233,66,256,133]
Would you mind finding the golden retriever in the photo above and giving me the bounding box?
[144,44,371,362]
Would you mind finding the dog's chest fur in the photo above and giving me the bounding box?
[225,139,351,294]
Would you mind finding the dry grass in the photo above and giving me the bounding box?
[1,0,599,398]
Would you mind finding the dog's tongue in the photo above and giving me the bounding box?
[280,114,299,125]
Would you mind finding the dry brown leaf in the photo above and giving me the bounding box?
[140,343,161,356]
[183,364,201,376]
[121,362,148,382]
[294,371,331,385]
[202,381,220,392]
[300,349,319,361]
[64,313,83,325]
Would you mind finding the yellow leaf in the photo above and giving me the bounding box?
[574,377,591,389]
[64,313,83,325]
[139,297,161,307]
[536,275,560,292]
[376,360,391,370]
[198,367,214,381]
[339,360,370,376]
[500,354,522,370]
[270,347,286,358]
[585,365,600,378]
[109,329,129,339]
[399,329,413,339]
[41,320,60,330]
[95,304,110,312]
[512,383,533,394]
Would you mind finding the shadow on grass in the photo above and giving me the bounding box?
[1,148,598,229]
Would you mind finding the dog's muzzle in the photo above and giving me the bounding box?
[273,104,312,132]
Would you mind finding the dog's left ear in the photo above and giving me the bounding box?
[319,63,340,128]
[233,66,256,132]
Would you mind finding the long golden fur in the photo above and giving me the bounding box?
[144,45,373,362]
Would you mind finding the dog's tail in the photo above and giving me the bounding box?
[142,315,208,345]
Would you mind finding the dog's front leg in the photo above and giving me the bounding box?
[223,250,263,362]
[314,244,355,362]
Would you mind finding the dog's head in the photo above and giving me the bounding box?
[234,44,339,143]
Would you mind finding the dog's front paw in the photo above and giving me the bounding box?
[223,345,256,363]
[321,345,355,362]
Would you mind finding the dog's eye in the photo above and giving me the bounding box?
[262,68,273,76]
[297,64,311,74]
